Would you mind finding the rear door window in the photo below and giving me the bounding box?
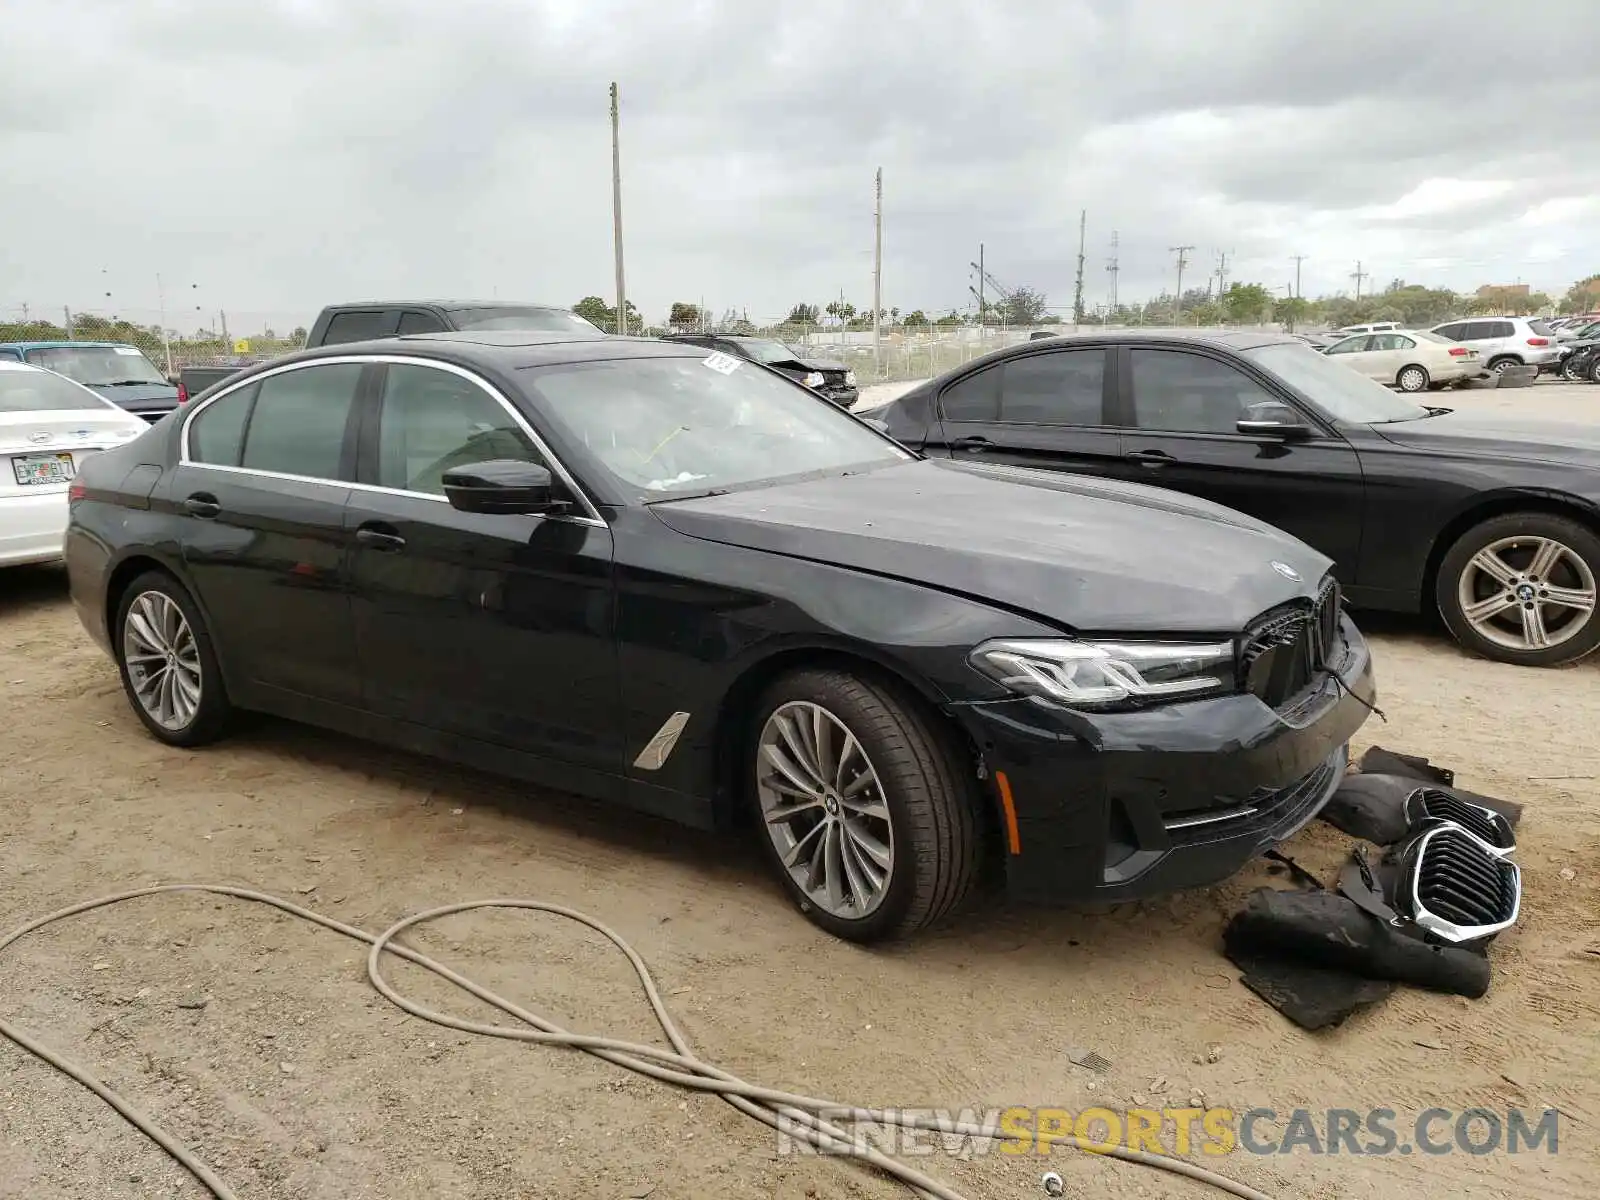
[239,364,365,480]
[938,365,1001,422]
[188,384,258,465]
[321,310,397,345]
[995,349,1107,425]
[396,310,447,335]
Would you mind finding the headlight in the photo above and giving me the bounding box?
[844,369,857,386]
[968,638,1236,709]
[802,371,825,388]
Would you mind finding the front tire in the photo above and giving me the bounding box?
[1436,514,1600,667]
[748,667,980,942]
[114,570,233,745]
[1396,365,1429,392]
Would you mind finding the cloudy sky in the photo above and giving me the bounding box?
[3,0,1597,333]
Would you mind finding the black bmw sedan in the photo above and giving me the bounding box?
[65,331,1375,942]
[875,330,1600,667]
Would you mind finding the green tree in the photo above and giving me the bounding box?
[996,286,1049,326]
[786,303,820,324]
[1559,275,1600,314]
[573,296,611,327]
[667,302,702,328]
[935,311,964,326]
[1221,282,1273,324]
[901,309,928,326]
[824,299,856,322]
[1273,296,1312,328]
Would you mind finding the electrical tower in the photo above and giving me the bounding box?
[1106,231,1120,313]
[1170,246,1194,322]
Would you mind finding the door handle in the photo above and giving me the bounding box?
[184,493,221,518]
[950,435,994,452]
[1124,449,1174,469]
[356,525,406,552]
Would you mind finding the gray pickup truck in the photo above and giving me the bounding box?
[177,300,600,401]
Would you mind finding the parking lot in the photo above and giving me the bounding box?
[2,382,1596,1200]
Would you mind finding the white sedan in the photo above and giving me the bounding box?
[1321,328,1479,391]
[1,361,148,567]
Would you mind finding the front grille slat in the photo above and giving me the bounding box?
[1242,577,1339,710]
[1404,826,1520,941]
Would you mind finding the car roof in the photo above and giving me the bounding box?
[320,300,572,312]
[267,330,715,373]
[0,340,136,351]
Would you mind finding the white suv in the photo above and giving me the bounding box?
[1428,317,1563,374]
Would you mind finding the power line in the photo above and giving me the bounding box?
[1169,245,1194,322]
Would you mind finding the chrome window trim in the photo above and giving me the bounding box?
[177,354,607,527]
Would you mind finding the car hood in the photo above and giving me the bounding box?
[83,382,180,412]
[648,459,1332,634]
[768,357,849,374]
[1370,408,1600,463]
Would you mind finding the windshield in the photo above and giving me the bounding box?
[23,345,167,386]
[1414,329,1453,344]
[446,306,603,333]
[0,368,119,413]
[524,355,909,497]
[1242,341,1431,424]
[1529,320,1557,337]
[739,339,803,365]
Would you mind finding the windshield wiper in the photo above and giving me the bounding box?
[101,379,164,387]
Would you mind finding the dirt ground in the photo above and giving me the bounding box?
[3,381,1597,1200]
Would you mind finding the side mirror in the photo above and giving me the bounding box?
[442,459,567,515]
[1237,403,1315,439]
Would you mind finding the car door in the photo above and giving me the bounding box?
[171,361,369,704]
[343,359,623,776]
[1110,345,1366,579]
[1365,332,1411,383]
[1323,334,1380,379]
[921,346,1123,476]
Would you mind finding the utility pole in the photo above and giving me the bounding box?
[63,306,73,340]
[156,273,173,375]
[1072,209,1087,326]
[1106,230,1120,315]
[977,242,985,329]
[1215,250,1228,299]
[609,82,627,336]
[18,302,28,323]
[872,167,883,372]
[1350,260,1368,302]
[1291,254,1308,299]
[1170,245,1194,323]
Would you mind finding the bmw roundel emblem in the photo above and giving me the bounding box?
[1271,561,1302,582]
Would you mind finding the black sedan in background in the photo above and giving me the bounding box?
[66,331,1373,942]
[660,333,859,407]
[876,330,1600,667]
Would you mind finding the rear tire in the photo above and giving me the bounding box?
[747,667,980,942]
[1396,365,1429,392]
[1487,356,1520,376]
[1436,513,1600,667]
[113,570,233,746]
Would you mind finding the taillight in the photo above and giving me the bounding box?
[68,481,86,502]
[1527,337,1549,346]
[1447,347,1468,356]
[176,382,189,403]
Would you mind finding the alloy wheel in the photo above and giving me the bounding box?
[1397,367,1427,392]
[122,591,204,730]
[755,700,894,920]
[1457,535,1598,652]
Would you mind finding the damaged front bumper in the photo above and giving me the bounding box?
[947,613,1377,906]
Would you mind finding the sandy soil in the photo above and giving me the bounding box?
[3,385,1597,1200]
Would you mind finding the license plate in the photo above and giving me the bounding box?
[11,453,75,486]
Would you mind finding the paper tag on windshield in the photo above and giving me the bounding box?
[702,351,742,375]
[113,346,142,355]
